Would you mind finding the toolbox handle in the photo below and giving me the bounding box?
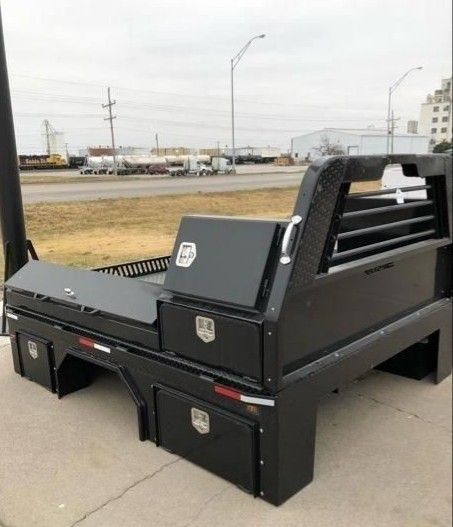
[33,293,49,302]
[80,306,100,315]
[280,215,302,265]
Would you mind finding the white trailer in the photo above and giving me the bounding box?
[211,156,232,174]
[80,156,110,175]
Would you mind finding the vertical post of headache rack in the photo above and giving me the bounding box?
[0,4,28,332]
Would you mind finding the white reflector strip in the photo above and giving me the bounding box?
[6,313,18,320]
[93,343,111,354]
[240,395,275,407]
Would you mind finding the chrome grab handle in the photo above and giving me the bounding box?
[280,215,302,265]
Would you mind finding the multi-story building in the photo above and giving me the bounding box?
[407,120,418,134]
[419,77,452,148]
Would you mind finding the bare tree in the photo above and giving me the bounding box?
[312,135,346,156]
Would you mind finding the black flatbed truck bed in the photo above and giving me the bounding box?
[3,154,452,505]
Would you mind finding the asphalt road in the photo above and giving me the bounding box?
[21,171,304,204]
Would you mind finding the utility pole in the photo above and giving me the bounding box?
[43,119,51,156]
[64,142,69,163]
[216,141,220,157]
[102,87,117,176]
[155,133,159,156]
[390,110,401,154]
[230,34,266,174]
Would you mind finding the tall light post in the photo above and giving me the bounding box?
[386,66,423,154]
[230,34,265,174]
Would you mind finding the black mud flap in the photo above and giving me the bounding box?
[156,388,258,494]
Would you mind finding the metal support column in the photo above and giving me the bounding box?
[0,4,28,279]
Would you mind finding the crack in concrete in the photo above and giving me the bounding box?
[70,456,182,527]
[352,391,452,432]
[181,486,230,527]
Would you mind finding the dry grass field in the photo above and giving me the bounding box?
[0,180,379,283]
[0,187,298,280]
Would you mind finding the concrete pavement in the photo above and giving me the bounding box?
[0,337,451,527]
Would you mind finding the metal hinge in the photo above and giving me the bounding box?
[260,278,270,298]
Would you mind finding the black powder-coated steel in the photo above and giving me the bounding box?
[0,6,27,278]
[7,260,163,326]
[156,388,258,493]
[161,302,262,380]
[15,333,54,391]
[164,216,282,308]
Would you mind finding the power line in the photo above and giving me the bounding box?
[11,72,388,111]
[11,88,388,122]
[15,112,101,118]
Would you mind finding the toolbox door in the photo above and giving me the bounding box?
[160,303,262,379]
[156,389,257,493]
[14,332,55,391]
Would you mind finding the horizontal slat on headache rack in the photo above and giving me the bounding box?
[338,215,435,240]
[331,229,437,262]
[350,185,431,198]
[343,200,433,219]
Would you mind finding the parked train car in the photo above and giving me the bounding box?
[18,154,68,170]
[68,156,86,169]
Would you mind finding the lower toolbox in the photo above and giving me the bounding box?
[156,388,258,493]
[12,332,55,391]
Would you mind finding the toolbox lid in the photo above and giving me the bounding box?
[164,216,280,308]
[6,261,161,325]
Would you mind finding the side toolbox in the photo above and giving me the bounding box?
[160,303,262,380]
[156,388,258,493]
[11,332,55,391]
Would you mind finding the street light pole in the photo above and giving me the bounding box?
[230,34,265,174]
[231,58,235,172]
[386,66,423,155]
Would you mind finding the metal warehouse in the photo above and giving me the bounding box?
[291,128,430,160]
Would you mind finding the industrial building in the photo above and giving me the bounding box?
[419,77,452,148]
[291,128,429,160]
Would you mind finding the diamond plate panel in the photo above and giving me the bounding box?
[288,157,347,291]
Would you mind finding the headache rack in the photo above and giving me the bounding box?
[4,154,452,506]
[322,183,442,268]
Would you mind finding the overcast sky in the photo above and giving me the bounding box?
[2,0,452,154]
